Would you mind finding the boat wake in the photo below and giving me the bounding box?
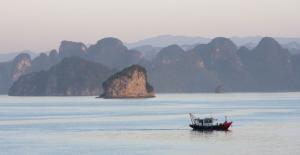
[96,128,189,131]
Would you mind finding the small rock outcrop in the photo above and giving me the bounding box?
[100,65,155,98]
[214,85,225,93]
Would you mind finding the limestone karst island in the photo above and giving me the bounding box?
[100,65,155,98]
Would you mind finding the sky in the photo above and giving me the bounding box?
[0,0,299,53]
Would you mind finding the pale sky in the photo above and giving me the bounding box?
[0,0,299,52]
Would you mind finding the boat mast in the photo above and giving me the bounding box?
[189,113,196,124]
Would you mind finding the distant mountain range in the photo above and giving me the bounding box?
[1,35,300,62]
[127,35,300,58]
[2,36,300,95]
[126,35,211,48]
[127,35,300,48]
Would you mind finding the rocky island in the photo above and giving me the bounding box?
[8,57,113,96]
[100,65,155,98]
[2,37,300,95]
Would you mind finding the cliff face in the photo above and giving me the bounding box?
[29,50,60,73]
[238,37,294,91]
[150,45,219,92]
[190,38,250,91]
[101,65,154,98]
[59,41,88,59]
[0,53,31,94]
[11,53,32,82]
[9,57,113,96]
[292,54,300,89]
[0,61,12,93]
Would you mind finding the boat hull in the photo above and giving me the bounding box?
[189,122,232,131]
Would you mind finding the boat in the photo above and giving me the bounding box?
[189,113,232,131]
[214,85,225,93]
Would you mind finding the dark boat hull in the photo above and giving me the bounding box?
[189,122,232,131]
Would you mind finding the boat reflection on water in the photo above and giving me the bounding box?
[190,129,232,135]
[189,128,233,140]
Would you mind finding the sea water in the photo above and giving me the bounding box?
[0,93,299,155]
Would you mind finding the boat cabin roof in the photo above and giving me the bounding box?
[195,117,214,123]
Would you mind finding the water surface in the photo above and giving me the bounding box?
[0,93,300,155]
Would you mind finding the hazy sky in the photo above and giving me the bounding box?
[0,0,299,52]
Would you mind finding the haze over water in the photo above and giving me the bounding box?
[0,93,299,155]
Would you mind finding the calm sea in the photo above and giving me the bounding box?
[0,93,299,155]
